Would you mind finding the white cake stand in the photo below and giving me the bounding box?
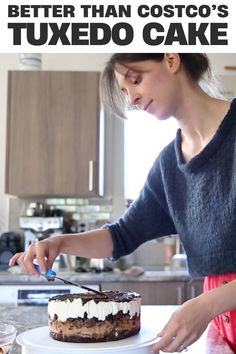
[16,306,167,354]
[17,325,159,354]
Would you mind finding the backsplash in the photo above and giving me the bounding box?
[8,197,168,269]
[46,197,112,230]
[9,197,113,232]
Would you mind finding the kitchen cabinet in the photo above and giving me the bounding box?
[101,281,186,305]
[6,70,104,197]
[186,278,204,300]
[101,278,204,305]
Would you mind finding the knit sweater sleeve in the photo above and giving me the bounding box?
[106,153,177,260]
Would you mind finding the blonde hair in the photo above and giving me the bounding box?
[100,53,212,119]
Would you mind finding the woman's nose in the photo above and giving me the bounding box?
[128,91,141,106]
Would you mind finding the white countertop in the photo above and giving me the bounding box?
[142,306,234,354]
[2,304,233,354]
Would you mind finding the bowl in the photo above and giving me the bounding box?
[0,323,17,354]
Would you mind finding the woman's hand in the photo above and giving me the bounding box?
[152,296,213,353]
[9,236,63,275]
[9,229,113,276]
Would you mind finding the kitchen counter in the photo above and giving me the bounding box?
[0,269,204,306]
[1,305,233,354]
[1,305,48,354]
[0,268,197,285]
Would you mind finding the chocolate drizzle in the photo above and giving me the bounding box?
[49,291,141,305]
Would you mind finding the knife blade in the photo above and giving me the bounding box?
[34,264,108,297]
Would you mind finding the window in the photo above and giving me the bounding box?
[124,110,178,199]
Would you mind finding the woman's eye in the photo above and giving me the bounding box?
[131,76,141,85]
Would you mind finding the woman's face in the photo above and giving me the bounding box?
[114,56,181,120]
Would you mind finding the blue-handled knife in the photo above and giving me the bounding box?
[34,264,107,297]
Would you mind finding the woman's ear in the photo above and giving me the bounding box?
[164,53,181,74]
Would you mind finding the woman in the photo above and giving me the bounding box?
[10,53,236,352]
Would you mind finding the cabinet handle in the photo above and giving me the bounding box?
[190,286,196,298]
[88,160,94,191]
[177,286,184,305]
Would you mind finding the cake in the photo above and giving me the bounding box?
[48,291,141,342]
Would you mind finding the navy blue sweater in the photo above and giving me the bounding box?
[108,99,236,277]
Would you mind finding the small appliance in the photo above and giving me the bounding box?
[19,216,63,251]
[0,283,100,305]
[88,258,113,273]
[0,232,23,269]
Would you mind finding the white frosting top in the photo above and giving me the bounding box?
[48,294,141,322]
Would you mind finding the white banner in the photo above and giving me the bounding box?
[0,0,235,52]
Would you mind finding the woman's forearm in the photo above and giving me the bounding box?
[58,228,114,258]
[9,228,114,275]
[200,279,236,318]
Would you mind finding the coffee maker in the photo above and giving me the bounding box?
[19,216,63,251]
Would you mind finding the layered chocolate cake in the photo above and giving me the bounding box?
[48,291,141,342]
